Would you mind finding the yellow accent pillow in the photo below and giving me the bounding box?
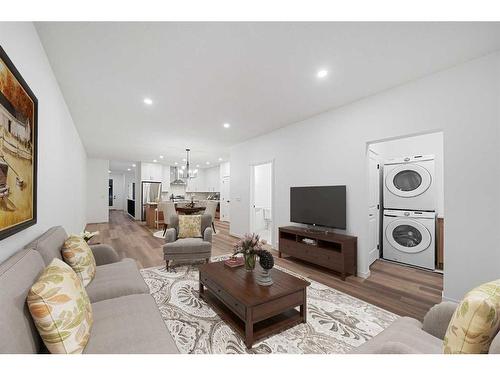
[27,258,93,354]
[443,279,500,354]
[62,235,96,287]
[178,215,202,238]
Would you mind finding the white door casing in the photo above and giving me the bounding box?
[368,149,380,266]
[221,176,230,222]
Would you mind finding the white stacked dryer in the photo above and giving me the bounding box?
[382,155,436,270]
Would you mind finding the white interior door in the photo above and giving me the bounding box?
[221,176,230,222]
[368,149,380,266]
[109,174,124,210]
[250,162,273,245]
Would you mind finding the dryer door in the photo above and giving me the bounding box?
[385,218,431,254]
[385,164,432,198]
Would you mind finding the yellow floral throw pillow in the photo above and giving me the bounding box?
[443,279,500,354]
[61,235,96,287]
[178,215,202,238]
[27,258,93,354]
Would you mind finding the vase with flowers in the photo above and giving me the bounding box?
[233,233,267,272]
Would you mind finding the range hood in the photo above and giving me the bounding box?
[170,166,186,185]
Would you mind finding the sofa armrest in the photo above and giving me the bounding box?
[422,301,458,340]
[165,228,177,244]
[203,227,213,243]
[377,341,422,354]
[89,244,120,266]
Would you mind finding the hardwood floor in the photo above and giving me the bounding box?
[86,210,443,321]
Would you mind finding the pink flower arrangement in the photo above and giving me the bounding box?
[233,233,267,256]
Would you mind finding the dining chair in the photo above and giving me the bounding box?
[203,200,218,234]
[158,201,176,236]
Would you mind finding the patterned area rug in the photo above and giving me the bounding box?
[140,259,397,354]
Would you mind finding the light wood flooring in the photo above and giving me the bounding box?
[86,210,443,321]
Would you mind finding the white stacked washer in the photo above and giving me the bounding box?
[382,155,436,270]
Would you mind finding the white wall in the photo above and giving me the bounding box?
[0,22,87,263]
[230,52,500,301]
[370,132,445,217]
[86,158,109,224]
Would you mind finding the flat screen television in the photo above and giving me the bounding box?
[290,185,346,229]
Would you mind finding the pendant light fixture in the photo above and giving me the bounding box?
[181,148,198,180]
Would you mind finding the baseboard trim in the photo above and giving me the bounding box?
[357,269,371,279]
[441,294,460,303]
[229,232,243,239]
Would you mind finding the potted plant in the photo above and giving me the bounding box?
[233,233,267,271]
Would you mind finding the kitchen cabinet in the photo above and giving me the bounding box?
[161,165,171,192]
[141,162,162,181]
[204,166,220,192]
[186,169,205,192]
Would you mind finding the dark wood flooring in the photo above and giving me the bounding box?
[86,210,443,321]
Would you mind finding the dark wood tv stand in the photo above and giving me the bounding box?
[278,226,357,281]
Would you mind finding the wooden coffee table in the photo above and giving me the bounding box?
[198,261,310,348]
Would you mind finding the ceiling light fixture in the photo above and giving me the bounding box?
[143,97,153,105]
[159,155,164,159]
[182,149,197,180]
[174,162,178,165]
[316,69,328,79]
[206,161,210,165]
[223,123,231,128]
[153,159,157,163]
[218,157,223,161]
[132,164,136,167]
[127,168,131,171]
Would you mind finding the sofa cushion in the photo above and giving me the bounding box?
[164,238,211,255]
[62,235,96,287]
[85,258,149,303]
[443,279,500,354]
[0,249,45,354]
[350,317,442,354]
[25,226,67,266]
[27,258,93,354]
[84,294,179,354]
[178,214,202,238]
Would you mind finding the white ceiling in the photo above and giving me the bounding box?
[35,22,500,167]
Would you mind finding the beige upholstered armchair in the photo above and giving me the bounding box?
[162,214,213,271]
[158,201,176,236]
[204,200,218,234]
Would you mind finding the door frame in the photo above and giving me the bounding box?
[367,148,382,268]
[221,175,230,222]
[249,159,275,248]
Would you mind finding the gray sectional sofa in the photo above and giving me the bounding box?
[351,301,500,354]
[0,226,179,354]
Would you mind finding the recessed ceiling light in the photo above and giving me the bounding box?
[316,69,328,79]
[153,159,157,163]
[223,123,231,128]
[181,165,186,170]
[159,155,164,159]
[127,168,131,171]
[218,157,223,161]
[206,161,210,165]
[132,164,136,167]
[182,158,187,162]
[174,162,178,165]
[143,97,153,105]
[108,170,111,173]
[196,164,200,168]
